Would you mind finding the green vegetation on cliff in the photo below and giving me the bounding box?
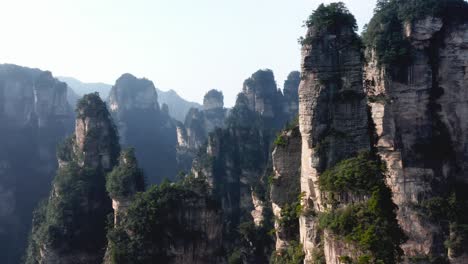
[106,176,220,264]
[271,241,305,264]
[106,149,145,199]
[318,152,406,264]
[26,93,119,264]
[305,2,357,31]
[363,0,468,67]
[299,2,358,46]
[25,162,112,264]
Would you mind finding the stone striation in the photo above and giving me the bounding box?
[109,73,178,183]
[298,12,371,263]
[270,126,301,251]
[365,12,468,262]
[26,93,119,264]
[0,64,74,264]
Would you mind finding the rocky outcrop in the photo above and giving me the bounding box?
[364,4,468,262]
[26,93,118,264]
[109,73,178,183]
[0,64,74,264]
[271,126,301,251]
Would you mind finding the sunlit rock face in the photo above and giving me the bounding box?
[365,14,468,262]
[109,73,178,183]
[0,64,74,264]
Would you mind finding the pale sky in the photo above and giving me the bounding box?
[0,0,376,106]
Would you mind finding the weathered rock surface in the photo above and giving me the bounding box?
[365,14,468,262]
[0,64,74,264]
[298,17,370,263]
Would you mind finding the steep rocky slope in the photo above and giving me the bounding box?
[26,93,119,264]
[0,64,74,264]
[109,73,178,183]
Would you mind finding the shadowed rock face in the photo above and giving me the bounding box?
[26,93,118,264]
[0,64,74,264]
[365,13,468,262]
[283,71,300,118]
[109,73,178,183]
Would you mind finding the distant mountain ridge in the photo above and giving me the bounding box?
[59,76,201,122]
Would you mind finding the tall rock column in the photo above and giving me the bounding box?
[26,93,119,264]
[298,4,404,264]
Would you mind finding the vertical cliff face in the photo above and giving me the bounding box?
[363,1,468,262]
[270,126,301,253]
[298,3,405,264]
[298,7,368,263]
[108,73,178,183]
[0,64,74,264]
[26,93,119,264]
